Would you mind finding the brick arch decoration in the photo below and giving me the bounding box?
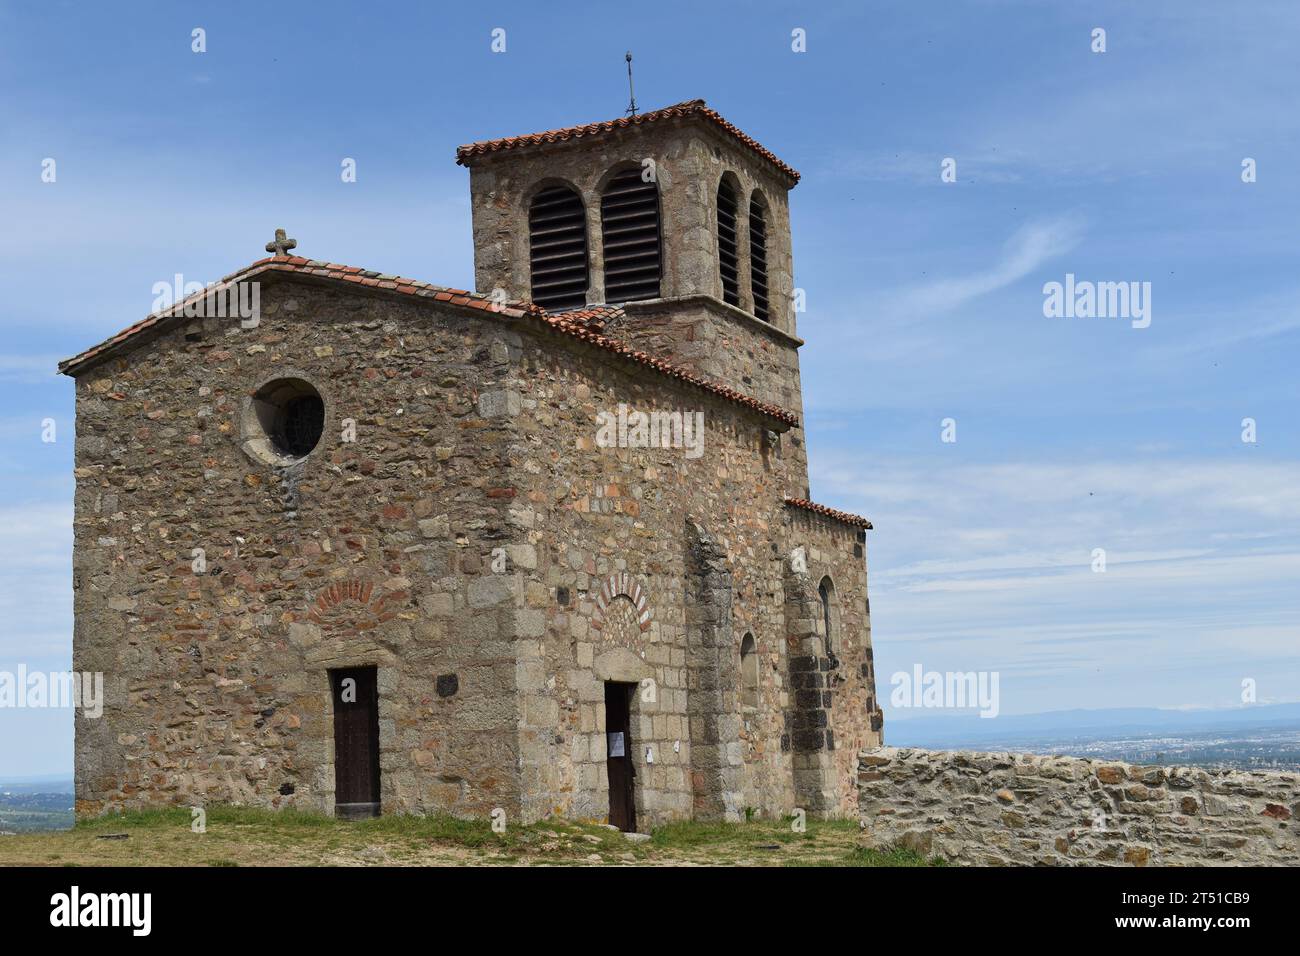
[591,572,654,633]
[307,578,405,633]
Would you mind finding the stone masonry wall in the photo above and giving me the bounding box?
[858,747,1300,866]
[69,271,881,829]
[786,514,881,816]
[466,116,807,479]
[466,115,796,334]
[501,319,879,826]
[607,298,809,474]
[72,278,527,819]
[504,326,793,827]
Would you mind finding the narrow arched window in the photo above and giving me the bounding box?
[818,577,836,657]
[740,633,758,707]
[600,168,661,303]
[749,194,769,321]
[528,185,589,311]
[717,180,740,306]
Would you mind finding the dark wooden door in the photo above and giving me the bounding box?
[330,666,380,818]
[604,681,637,832]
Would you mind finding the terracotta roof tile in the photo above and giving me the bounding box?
[456,100,800,186]
[547,305,623,334]
[784,497,873,530]
[58,257,798,428]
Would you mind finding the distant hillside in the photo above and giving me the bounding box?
[0,788,74,834]
[0,774,73,791]
[885,702,1300,751]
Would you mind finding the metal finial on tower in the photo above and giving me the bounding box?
[625,51,638,117]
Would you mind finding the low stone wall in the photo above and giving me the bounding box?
[857,748,1299,866]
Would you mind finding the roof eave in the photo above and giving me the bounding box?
[57,258,538,378]
[57,257,799,429]
[784,497,873,530]
[455,100,800,188]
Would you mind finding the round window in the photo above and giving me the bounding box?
[242,378,325,464]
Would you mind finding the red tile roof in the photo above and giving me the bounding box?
[537,308,796,425]
[456,100,800,187]
[57,256,798,427]
[547,305,623,334]
[784,497,873,530]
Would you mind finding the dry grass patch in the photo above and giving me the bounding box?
[0,807,941,868]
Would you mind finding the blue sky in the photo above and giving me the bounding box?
[2,1,1298,775]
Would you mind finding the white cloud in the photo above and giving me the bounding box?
[815,454,1300,712]
[0,501,73,657]
[820,148,1027,185]
[881,217,1084,320]
[0,354,64,384]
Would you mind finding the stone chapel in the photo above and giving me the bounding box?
[60,99,884,829]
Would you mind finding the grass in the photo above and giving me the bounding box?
[0,806,943,868]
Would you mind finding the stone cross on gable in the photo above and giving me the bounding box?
[265,228,297,257]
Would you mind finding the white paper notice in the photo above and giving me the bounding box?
[608,732,625,757]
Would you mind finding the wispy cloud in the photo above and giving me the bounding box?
[0,500,73,657]
[1143,296,1300,358]
[812,454,1300,713]
[882,217,1085,319]
[820,148,1027,185]
[0,354,65,384]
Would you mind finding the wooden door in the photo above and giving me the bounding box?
[330,666,380,818]
[604,681,637,832]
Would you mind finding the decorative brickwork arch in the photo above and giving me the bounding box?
[307,578,405,634]
[597,596,644,644]
[591,572,654,633]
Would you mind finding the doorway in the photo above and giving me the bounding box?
[330,666,380,819]
[604,681,637,832]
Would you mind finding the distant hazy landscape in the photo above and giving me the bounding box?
[887,702,1300,770]
[5,704,1297,834]
[0,776,74,834]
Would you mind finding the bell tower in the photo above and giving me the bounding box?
[456,100,809,423]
